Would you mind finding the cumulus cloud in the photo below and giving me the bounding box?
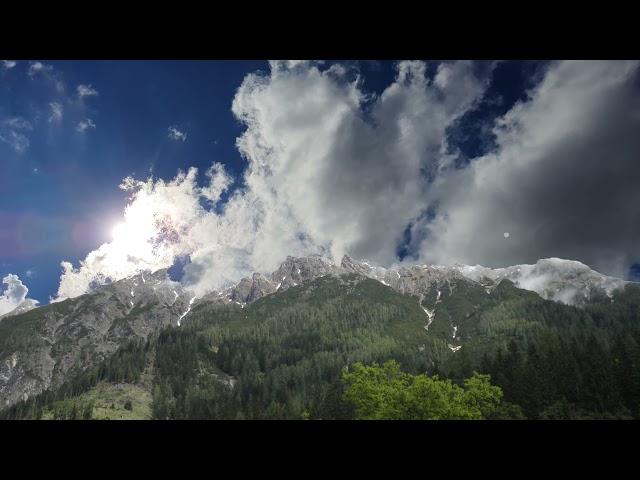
[48,102,63,123]
[55,60,489,299]
[76,118,96,132]
[230,60,488,263]
[1,60,17,69]
[54,60,640,303]
[168,126,187,142]
[77,84,98,98]
[55,167,216,299]
[201,162,233,204]
[417,60,640,278]
[0,274,30,316]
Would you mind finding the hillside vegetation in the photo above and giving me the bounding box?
[3,275,640,420]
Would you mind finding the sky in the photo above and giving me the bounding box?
[1,59,640,314]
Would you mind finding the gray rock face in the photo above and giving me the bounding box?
[197,255,345,308]
[270,255,342,290]
[0,269,194,408]
[195,254,630,311]
[230,273,278,304]
[340,255,470,296]
[339,255,629,306]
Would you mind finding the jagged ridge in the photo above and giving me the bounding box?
[194,254,629,311]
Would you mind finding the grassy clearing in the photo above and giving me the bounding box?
[42,382,152,420]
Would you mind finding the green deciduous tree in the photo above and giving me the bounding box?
[341,360,503,420]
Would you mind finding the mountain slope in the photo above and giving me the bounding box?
[0,269,191,408]
[3,270,640,420]
[0,253,636,417]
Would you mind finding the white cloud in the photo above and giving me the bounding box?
[55,167,209,299]
[228,59,487,267]
[201,162,233,204]
[48,102,63,123]
[54,60,640,302]
[55,60,489,299]
[0,274,31,316]
[76,118,96,132]
[168,126,187,142]
[28,61,53,77]
[1,60,17,69]
[77,84,98,98]
[0,117,33,153]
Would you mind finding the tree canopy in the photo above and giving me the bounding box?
[341,360,503,420]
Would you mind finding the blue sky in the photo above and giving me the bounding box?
[2,60,639,307]
[1,60,268,301]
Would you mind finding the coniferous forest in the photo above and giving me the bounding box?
[3,275,640,420]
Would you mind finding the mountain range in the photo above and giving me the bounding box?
[1,254,638,419]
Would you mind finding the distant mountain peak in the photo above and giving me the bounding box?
[192,254,627,309]
[452,257,627,305]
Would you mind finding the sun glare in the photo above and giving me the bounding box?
[111,222,126,240]
[110,217,157,246]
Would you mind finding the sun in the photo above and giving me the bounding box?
[111,222,127,240]
[101,191,183,278]
[105,217,159,274]
[110,218,157,246]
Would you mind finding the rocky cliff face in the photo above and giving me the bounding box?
[339,255,629,305]
[0,269,193,408]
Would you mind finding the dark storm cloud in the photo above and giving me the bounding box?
[420,60,640,279]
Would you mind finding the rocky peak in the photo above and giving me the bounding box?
[270,255,341,291]
[103,268,190,311]
[230,273,278,304]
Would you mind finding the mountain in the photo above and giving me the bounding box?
[451,258,627,305]
[196,254,628,308]
[0,269,192,407]
[0,254,638,419]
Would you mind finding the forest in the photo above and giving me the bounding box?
[2,276,640,420]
